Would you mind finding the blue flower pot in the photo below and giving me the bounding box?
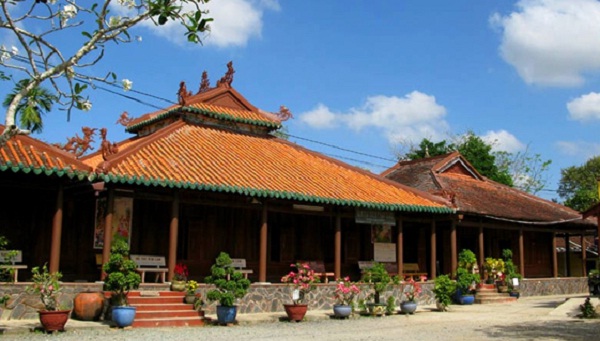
[400,301,418,314]
[333,304,352,318]
[216,305,237,324]
[459,294,475,305]
[112,306,136,328]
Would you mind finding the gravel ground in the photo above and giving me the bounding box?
[2,295,599,341]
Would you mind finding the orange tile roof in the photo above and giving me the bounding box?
[384,152,592,224]
[0,125,92,178]
[88,121,452,213]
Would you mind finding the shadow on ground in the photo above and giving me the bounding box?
[476,319,600,340]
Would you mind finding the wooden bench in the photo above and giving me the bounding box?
[358,261,427,281]
[227,258,253,279]
[299,260,334,283]
[402,263,427,281]
[130,254,168,283]
[0,250,27,282]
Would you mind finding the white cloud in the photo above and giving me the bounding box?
[299,104,338,129]
[115,0,277,48]
[298,91,449,144]
[567,92,600,121]
[556,140,600,157]
[481,130,525,153]
[491,0,600,87]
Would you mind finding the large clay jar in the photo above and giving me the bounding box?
[73,292,104,321]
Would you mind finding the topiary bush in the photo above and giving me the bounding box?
[103,237,141,306]
[433,274,456,311]
[205,252,251,307]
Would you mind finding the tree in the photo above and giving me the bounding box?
[557,156,600,211]
[0,0,213,145]
[3,79,56,133]
[404,138,451,160]
[494,148,552,195]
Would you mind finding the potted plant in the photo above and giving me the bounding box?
[333,276,360,318]
[205,252,251,324]
[400,277,421,314]
[589,269,600,296]
[281,262,319,322]
[360,262,394,316]
[103,237,141,328]
[184,280,199,304]
[455,249,480,305]
[171,263,188,292]
[501,249,522,297]
[484,257,505,285]
[26,263,71,332]
[433,274,456,312]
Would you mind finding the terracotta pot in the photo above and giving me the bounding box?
[171,280,186,292]
[283,304,308,322]
[39,310,71,332]
[73,292,104,321]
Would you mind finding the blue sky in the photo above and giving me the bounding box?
[3,0,600,201]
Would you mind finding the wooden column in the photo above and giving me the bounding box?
[581,234,587,276]
[49,184,64,274]
[396,218,404,279]
[478,226,484,271]
[519,228,525,278]
[334,214,341,279]
[167,191,180,282]
[450,219,457,275]
[259,205,268,283]
[552,232,558,278]
[430,221,437,280]
[565,234,571,277]
[101,187,115,280]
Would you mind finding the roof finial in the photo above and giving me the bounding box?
[116,111,134,126]
[177,81,192,105]
[216,61,235,88]
[100,127,119,161]
[276,105,293,121]
[198,70,211,93]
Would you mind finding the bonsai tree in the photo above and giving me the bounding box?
[205,252,251,307]
[103,237,141,306]
[361,262,394,305]
[433,274,456,312]
[502,249,522,291]
[455,249,480,295]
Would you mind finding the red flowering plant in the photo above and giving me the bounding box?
[334,277,361,306]
[281,262,320,305]
[174,263,188,281]
[403,277,422,302]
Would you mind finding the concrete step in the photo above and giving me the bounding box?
[128,291,205,328]
[132,316,207,328]
[475,296,518,304]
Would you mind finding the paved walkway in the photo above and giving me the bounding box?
[1,294,598,338]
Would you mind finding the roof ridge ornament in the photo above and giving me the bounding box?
[177,81,192,105]
[216,61,235,88]
[100,127,119,161]
[198,70,211,93]
[276,105,293,121]
[116,111,134,126]
[53,126,97,158]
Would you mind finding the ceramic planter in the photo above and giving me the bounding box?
[112,306,136,328]
[216,305,237,324]
[333,304,352,318]
[366,303,387,316]
[39,310,71,332]
[170,280,186,292]
[73,292,104,321]
[283,304,308,322]
[400,301,417,314]
[184,294,196,304]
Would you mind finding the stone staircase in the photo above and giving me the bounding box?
[128,291,206,327]
[475,284,517,304]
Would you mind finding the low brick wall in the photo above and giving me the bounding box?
[0,277,590,320]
